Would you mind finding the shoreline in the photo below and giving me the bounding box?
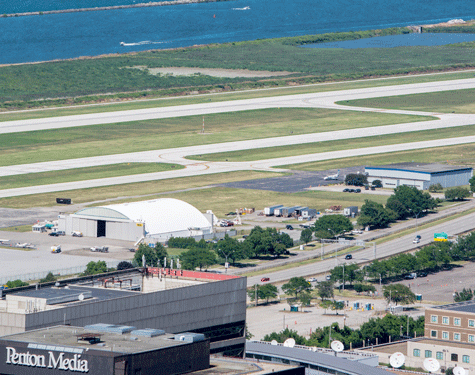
[0,0,232,18]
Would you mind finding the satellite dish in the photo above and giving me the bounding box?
[312,347,317,352]
[389,352,406,368]
[271,340,278,346]
[453,367,466,375]
[331,340,344,352]
[78,294,84,301]
[283,338,296,347]
[423,358,440,373]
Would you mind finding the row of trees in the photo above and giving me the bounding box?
[263,314,425,349]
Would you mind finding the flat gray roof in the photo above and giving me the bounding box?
[13,285,138,305]
[366,163,472,174]
[246,341,392,375]
[0,325,193,354]
[432,300,475,313]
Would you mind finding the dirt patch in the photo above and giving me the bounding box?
[145,67,294,78]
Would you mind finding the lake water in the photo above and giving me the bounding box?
[1,0,475,64]
[301,33,475,49]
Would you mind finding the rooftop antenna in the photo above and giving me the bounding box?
[423,358,440,373]
[271,340,278,346]
[389,352,405,368]
[283,338,295,348]
[331,340,344,356]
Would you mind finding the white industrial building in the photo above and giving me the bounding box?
[365,163,473,190]
[58,198,213,242]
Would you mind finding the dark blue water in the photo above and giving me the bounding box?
[302,33,475,49]
[1,0,475,64]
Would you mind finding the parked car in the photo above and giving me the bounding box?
[348,189,355,193]
[343,188,350,192]
[352,229,363,234]
[286,225,294,230]
[56,231,65,236]
[417,271,428,277]
[355,188,361,193]
[325,275,332,281]
[261,277,270,282]
[345,254,353,260]
[48,232,60,237]
[307,277,318,282]
[404,272,417,279]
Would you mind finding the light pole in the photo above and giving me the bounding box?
[218,248,231,273]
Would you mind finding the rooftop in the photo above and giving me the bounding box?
[0,325,203,354]
[366,163,472,174]
[430,300,475,313]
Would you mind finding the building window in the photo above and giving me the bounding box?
[425,350,433,358]
[442,331,449,339]
[452,354,458,362]
[414,349,421,357]
[431,330,437,338]
[463,355,470,364]
[442,316,449,325]
[454,333,461,341]
[469,335,475,342]
[431,315,438,323]
[436,352,443,360]
[469,320,475,327]
[454,318,461,326]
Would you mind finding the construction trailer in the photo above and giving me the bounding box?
[264,205,284,216]
[343,206,358,217]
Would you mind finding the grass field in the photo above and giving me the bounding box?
[1,70,474,122]
[2,27,475,107]
[188,124,475,163]
[0,163,183,190]
[0,108,433,167]
[0,171,286,210]
[338,88,475,113]
[280,143,475,171]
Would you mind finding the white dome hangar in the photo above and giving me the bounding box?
[58,198,213,242]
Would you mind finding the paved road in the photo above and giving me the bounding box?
[244,200,475,287]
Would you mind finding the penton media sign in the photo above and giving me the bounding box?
[6,347,89,372]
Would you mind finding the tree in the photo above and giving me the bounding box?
[454,288,473,302]
[386,185,437,220]
[383,284,416,305]
[470,176,475,192]
[316,280,334,300]
[6,279,29,288]
[313,215,353,239]
[83,261,108,276]
[263,328,307,345]
[134,243,158,267]
[39,272,57,283]
[429,183,443,192]
[282,277,312,298]
[216,234,246,265]
[299,292,313,306]
[243,226,293,258]
[181,247,216,271]
[247,284,279,304]
[445,187,471,201]
[372,179,382,188]
[345,173,368,186]
[300,228,313,244]
[117,261,134,270]
[357,200,393,229]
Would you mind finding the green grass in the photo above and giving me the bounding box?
[0,163,183,189]
[338,88,475,113]
[281,142,475,171]
[0,171,286,210]
[188,124,475,163]
[0,108,433,166]
[0,225,33,232]
[1,70,475,122]
[3,27,475,107]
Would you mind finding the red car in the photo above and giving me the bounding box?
[261,277,270,282]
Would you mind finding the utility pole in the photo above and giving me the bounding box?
[321,240,324,260]
[255,284,258,307]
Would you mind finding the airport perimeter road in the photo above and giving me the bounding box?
[2,78,475,134]
[245,209,475,287]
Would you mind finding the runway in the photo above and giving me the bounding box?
[1,77,475,197]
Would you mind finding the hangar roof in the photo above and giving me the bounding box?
[366,163,472,174]
[75,198,212,235]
